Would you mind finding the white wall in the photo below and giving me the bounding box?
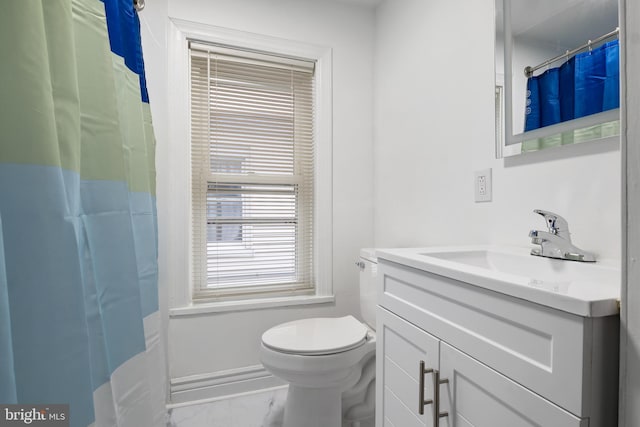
[156,0,375,385]
[373,0,620,261]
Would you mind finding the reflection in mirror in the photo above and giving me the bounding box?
[496,0,620,156]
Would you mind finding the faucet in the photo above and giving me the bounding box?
[529,209,596,262]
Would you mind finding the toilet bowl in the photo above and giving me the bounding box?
[260,249,378,427]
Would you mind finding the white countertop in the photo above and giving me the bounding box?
[376,245,621,317]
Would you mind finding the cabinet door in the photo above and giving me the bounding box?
[438,343,586,427]
[376,307,440,427]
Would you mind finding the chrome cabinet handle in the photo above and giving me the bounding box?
[418,360,434,415]
[434,370,449,427]
[418,361,449,424]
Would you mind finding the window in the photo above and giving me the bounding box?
[189,42,316,300]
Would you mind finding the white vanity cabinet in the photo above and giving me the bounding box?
[375,257,619,427]
[377,306,439,427]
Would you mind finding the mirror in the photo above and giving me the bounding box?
[496,0,620,157]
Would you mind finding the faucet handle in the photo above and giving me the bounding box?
[533,209,570,238]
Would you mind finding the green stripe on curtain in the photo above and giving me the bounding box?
[73,0,127,184]
[0,1,69,169]
[0,0,156,195]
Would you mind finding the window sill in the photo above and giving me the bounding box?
[169,294,336,317]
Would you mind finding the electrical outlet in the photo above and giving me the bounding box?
[478,176,486,195]
[475,169,492,202]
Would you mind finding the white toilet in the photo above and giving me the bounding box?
[260,249,378,427]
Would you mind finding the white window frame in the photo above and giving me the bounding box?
[167,19,333,312]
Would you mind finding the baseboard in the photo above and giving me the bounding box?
[169,364,286,405]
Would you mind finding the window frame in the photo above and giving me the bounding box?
[189,43,315,300]
[167,19,333,309]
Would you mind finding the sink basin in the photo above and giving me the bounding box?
[424,249,615,286]
[375,246,620,317]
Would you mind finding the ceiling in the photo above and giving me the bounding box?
[330,0,617,50]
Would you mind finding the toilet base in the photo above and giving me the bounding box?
[283,385,342,427]
[260,327,377,427]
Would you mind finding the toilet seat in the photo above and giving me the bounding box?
[261,315,369,356]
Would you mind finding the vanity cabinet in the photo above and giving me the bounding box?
[377,307,439,426]
[375,259,619,427]
[438,341,586,427]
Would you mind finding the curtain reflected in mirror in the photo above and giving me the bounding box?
[496,0,620,156]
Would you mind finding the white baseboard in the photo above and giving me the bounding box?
[169,364,286,406]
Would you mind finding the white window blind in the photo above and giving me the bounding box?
[189,41,315,299]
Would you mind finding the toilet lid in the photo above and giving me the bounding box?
[261,316,368,356]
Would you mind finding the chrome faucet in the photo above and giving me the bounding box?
[529,209,596,262]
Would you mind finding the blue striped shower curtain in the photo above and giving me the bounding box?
[0,1,164,426]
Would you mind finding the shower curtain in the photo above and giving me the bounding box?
[0,1,164,426]
[524,39,620,132]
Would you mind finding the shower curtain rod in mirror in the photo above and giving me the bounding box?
[524,27,619,78]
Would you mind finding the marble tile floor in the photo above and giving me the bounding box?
[167,387,287,427]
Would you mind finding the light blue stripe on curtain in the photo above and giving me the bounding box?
[0,160,157,427]
[0,166,96,425]
[130,192,159,318]
[79,179,147,378]
[0,215,17,404]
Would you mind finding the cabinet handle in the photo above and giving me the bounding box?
[418,360,434,415]
[434,370,449,427]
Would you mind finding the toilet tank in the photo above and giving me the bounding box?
[358,248,378,330]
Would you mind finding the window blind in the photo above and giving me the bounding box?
[189,41,315,298]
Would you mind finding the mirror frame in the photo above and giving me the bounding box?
[498,0,621,157]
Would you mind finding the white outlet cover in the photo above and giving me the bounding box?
[475,168,492,202]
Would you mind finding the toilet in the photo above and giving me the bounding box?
[260,249,378,427]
